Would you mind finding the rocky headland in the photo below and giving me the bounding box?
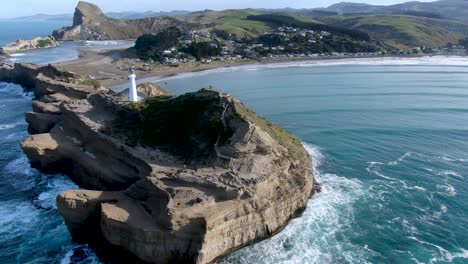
[53,1,190,40]
[0,62,316,264]
[0,36,58,54]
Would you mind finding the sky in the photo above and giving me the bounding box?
[0,0,436,18]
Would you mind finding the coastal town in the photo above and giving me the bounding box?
[122,25,468,70]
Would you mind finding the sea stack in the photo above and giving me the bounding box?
[0,63,316,264]
[52,1,184,40]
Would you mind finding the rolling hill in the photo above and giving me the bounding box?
[52,1,468,50]
[317,14,468,49]
[317,0,468,23]
[177,9,324,39]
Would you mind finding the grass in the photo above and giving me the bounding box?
[233,100,306,161]
[319,14,468,48]
[182,9,324,39]
[36,38,54,48]
[79,78,101,89]
[104,91,233,160]
[104,89,307,162]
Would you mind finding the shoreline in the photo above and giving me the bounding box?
[4,42,467,90]
[111,54,468,92]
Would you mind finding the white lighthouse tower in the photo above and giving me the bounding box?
[128,67,138,102]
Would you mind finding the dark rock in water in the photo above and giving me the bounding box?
[1,36,58,54]
[0,62,317,264]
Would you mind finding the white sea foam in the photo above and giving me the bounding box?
[432,205,448,220]
[0,201,39,237]
[436,184,457,197]
[128,56,468,85]
[9,53,27,57]
[219,143,372,264]
[441,156,468,163]
[35,177,79,210]
[437,170,462,178]
[4,156,34,177]
[408,236,468,263]
[388,152,412,166]
[0,121,25,130]
[366,161,396,180]
[367,158,427,192]
[60,244,100,264]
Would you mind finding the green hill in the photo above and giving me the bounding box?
[53,1,468,50]
[317,0,468,24]
[317,14,468,49]
[178,9,323,39]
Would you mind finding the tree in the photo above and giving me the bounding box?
[182,42,221,59]
[134,27,182,59]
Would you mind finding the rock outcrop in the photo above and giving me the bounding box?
[0,63,316,264]
[0,36,58,54]
[52,1,190,40]
[137,82,173,97]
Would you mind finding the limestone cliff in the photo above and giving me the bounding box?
[0,63,316,264]
[52,1,190,40]
[0,36,58,54]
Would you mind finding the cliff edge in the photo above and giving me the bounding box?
[0,63,316,264]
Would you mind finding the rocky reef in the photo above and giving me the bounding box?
[0,36,58,54]
[53,1,189,40]
[0,63,316,264]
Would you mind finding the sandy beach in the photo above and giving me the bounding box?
[53,44,404,89]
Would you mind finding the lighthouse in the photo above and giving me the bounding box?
[128,67,138,102]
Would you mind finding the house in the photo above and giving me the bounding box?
[200,58,212,63]
[199,32,211,38]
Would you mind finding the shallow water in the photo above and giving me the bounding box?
[6,40,134,65]
[0,19,133,64]
[1,58,468,263]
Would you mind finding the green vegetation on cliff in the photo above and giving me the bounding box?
[133,27,182,59]
[232,100,307,160]
[105,90,233,160]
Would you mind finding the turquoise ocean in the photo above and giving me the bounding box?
[0,21,467,264]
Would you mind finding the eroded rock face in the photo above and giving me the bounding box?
[52,1,187,41]
[1,63,316,264]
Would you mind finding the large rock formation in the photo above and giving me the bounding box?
[0,63,316,264]
[0,36,58,54]
[52,1,190,40]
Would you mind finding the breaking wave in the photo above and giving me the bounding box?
[219,143,372,263]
